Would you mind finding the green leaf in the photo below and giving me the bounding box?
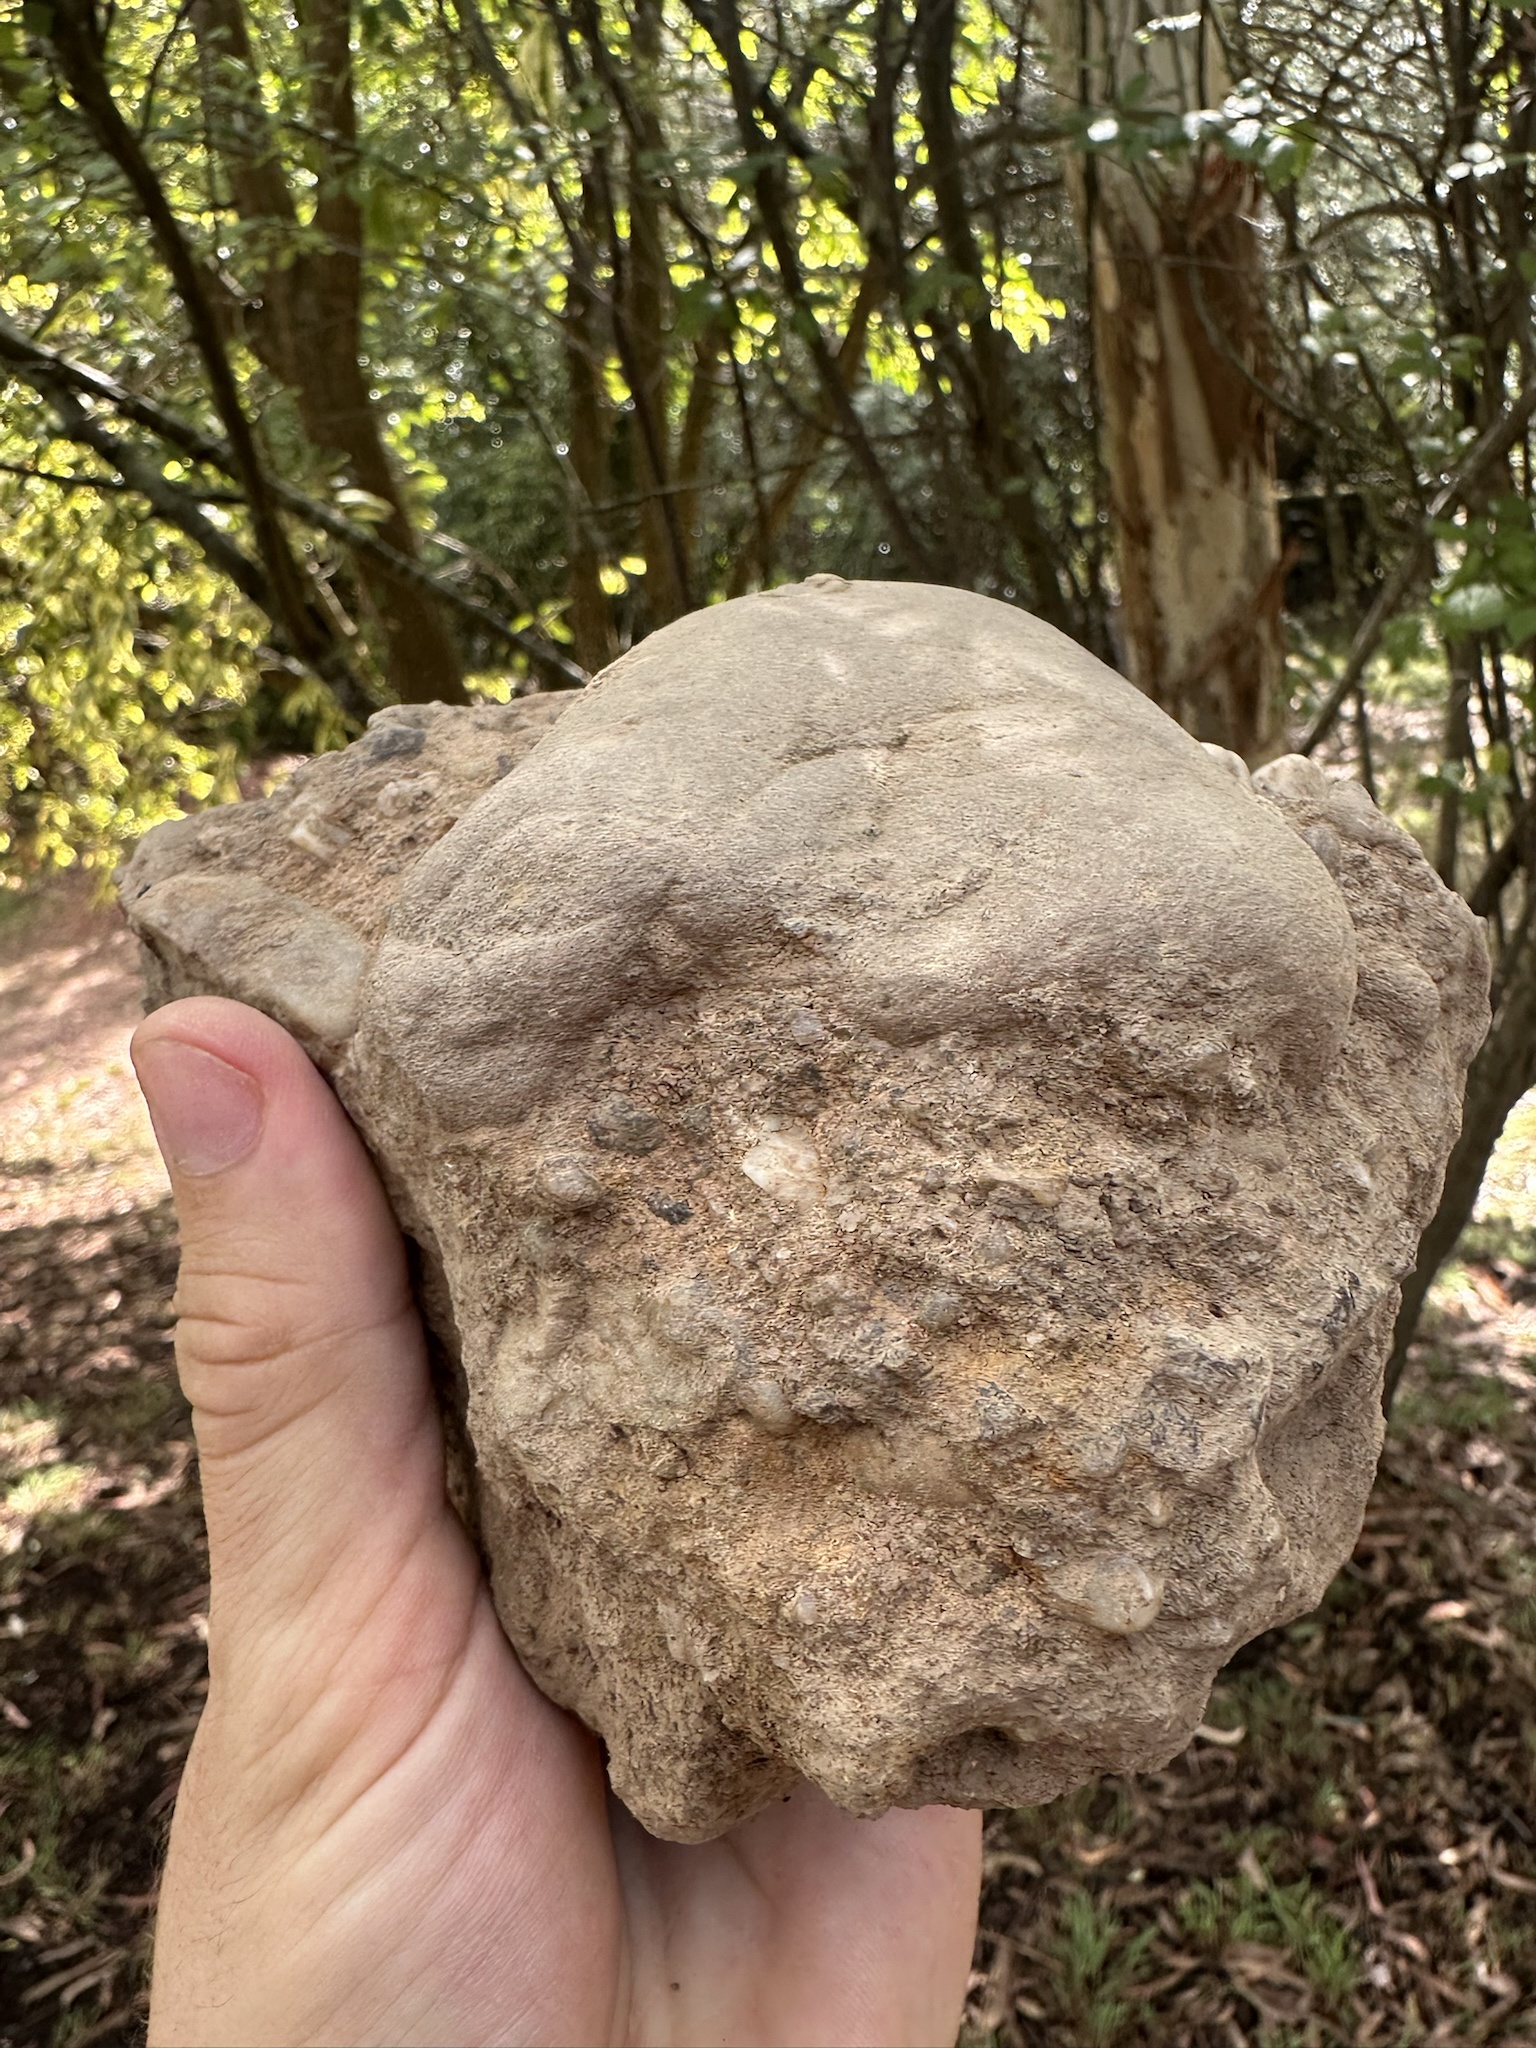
[1381,613,1425,669]
[672,278,728,342]
[1263,125,1315,186]
[1437,582,1509,635]
[365,178,400,253]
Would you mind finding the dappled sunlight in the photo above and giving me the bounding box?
[0,0,1533,2030]
[1474,1089,1536,1236]
[0,881,167,1232]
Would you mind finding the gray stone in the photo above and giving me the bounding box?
[120,580,1488,1841]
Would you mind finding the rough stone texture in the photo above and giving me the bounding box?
[119,578,1489,1842]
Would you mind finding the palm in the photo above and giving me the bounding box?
[139,999,979,2048]
[163,1467,979,2047]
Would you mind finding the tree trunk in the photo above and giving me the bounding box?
[1383,909,1536,1406]
[193,0,466,705]
[1046,0,1285,761]
[44,0,362,704]
[564,177,620,676]
[912,0,1077,630]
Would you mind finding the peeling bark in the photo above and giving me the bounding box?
[1048,1,1285,761]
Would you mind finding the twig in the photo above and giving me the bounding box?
[1468,789,1536,917]
[0,316,586,691]
[42,0,355,692]
[0,457,238,499]
[1299,375,1536,758]
[686,0,943,582]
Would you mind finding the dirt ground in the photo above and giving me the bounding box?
[0,887,168,1234]
[1,882,1534,2047]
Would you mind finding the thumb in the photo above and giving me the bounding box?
[131,997,454,1648]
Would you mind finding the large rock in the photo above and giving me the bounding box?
[120,578,1488,1841]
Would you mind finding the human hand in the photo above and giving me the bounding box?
[131,997,982,2047]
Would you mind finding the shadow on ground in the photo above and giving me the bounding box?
[1,879,1533,2045]
[1,1205,199,2048]
[2,1195,1533,2047]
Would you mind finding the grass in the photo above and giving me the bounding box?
[1177,1869,1359,2006]
[1051,1893,1158,2048]
[1392,1353,1519,1438]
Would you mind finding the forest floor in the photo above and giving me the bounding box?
[1,881,1534,2048]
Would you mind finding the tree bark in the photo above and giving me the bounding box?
[1045,0,1285,761]
[1383,908,1536,1407]
[42,0,361,703]
[912,0,1076,630]
[193,0,466,704]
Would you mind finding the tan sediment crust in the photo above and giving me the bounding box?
[120,579,1488,1840]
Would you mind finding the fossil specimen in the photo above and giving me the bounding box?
[121,578,1488,1840]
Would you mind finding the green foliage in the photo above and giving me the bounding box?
[0,443,256,886]
[0,0,1533,971]
[1456,1213,1536,1270]
[1051,1891,1158,2048]
[1072,77,1313,187]
[1177,1866,1360,2006]
[1390,1334,1519,1437]
[1218,1668,1332,1770]
[0,0,1101,879]
[1435,494,1536,646]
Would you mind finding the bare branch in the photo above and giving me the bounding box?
[43,0,355,693]
[0,314,587,691]
[1298,373,1536,758]
[687,0,943,582]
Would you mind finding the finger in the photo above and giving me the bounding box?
[131,997,461,1650]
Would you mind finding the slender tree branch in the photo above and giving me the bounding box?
[1298,372,1536,757]
[192,0,467,704]
[913,0,1074,625]
[563,0,696,616]
[0,311,229,469]
[43,0,356,693]
[1469,788,1536,917]
[50,390,274,608]
[11,362,371,727]
[0,456,239,498]
[688,0,942,581]
[0,314,586,689]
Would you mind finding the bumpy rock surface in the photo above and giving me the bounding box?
[120,578,1489,1841]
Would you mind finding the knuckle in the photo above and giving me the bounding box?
[170,1263,415,1391]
